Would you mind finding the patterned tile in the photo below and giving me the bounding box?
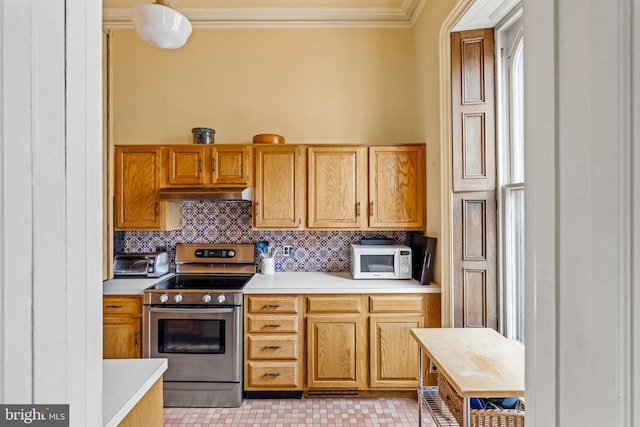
[163,397,436,426]
[122,201,407,272]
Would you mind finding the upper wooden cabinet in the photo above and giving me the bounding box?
[369,146,425,229]
[163,144,251,187]
[307,145,425,230]
[307,146,368,229]
[253,145,305,229]
[114,145,180,230]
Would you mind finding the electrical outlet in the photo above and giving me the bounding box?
[283,244,295,258]
[429,360,437,373]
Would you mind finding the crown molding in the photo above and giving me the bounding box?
[103,0,423,28]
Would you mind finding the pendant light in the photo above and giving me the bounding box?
[130,0,192,49]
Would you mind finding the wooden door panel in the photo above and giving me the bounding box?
[166,146,205,186]
[307,146,366,228]
[453,191,496,329]
[452,28,497,330]
[369,146,425,229]
[369,315,422,388]
[307,314,361,389]
[254,146,303,228]
[114,147,160,228]
[463,269,488,328]
[452,29,495,192]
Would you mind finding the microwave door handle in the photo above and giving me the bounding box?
[425,253,431,268]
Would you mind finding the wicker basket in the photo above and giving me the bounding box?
[438,373,525,427]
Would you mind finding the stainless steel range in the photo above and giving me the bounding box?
[143,243,255,408]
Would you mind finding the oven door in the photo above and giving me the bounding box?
[146,306,242,383]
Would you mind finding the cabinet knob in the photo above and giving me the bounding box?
[264,372,281,377]
[263,345,282,350]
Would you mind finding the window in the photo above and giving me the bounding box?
[497,14,525,343]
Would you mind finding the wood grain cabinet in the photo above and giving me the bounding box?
[306,296,366,390]
[368,295,424,388]
[368,146,425,229]
[114,145,179,231]
[307,145,425,230]
[305,294,426,392]
[307,146,368,229]
[244,295,303,391]
[103,295,143,359]
[163,145,251,187]
[253,145,305,229]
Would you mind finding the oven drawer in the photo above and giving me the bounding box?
[247,296,299,314]
[247,315,299,333]
[247,361,300,388]
[248,336,298,360]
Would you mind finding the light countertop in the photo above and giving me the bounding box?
[103,272,440,295]
[103,358,168,427]
[244,272,440,294]
[103,274,174,295]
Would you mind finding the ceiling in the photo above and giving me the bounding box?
[102,0,521,28]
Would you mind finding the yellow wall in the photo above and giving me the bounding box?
[110,27,416,145]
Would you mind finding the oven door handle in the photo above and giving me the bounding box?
[148,307,237,314]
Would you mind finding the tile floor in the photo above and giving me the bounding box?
[163,397,436,426]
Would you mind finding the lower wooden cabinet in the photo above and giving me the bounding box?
[306,313,365,390]
[244,292,438,394]
[103,295,143,359]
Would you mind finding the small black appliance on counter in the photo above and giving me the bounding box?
[405,233,437,285]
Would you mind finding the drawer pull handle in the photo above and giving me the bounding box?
[263,304,281,308]
[264,372,281,377]
[263,324,281,328]
[263,345,281,350]
[105,305,124,309]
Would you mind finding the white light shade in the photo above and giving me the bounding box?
[131,3,192,49]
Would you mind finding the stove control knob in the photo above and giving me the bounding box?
[227,250,235,258]
[217,294,226,304]
[159,294,169,303]
[174,294,183,303]
[202,294,212,304]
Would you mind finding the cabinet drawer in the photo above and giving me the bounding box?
[247,315,299,333]
[248,336,298,360]
[103,296,142,316]
[306,295,362,313]
[247,362,300,388]
[368,295,423,313]
[247,296,299,314]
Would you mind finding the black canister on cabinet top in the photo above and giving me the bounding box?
[192,127,215,144]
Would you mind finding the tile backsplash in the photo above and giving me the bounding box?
[119,201,407,272]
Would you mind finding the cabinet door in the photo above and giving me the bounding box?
[307,146,367,229]
[103,316,141,359]
[253,146,304,229]
[114,146,162,229]
[165,146,206,186]
[306,314,364,389]
[368,146,425,229]
[369,314,423,388]
[212,145,251,185]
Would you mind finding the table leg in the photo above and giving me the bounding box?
[463,397,470,427]
[418,347,423,426]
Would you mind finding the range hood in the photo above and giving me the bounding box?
[158,187,252,202]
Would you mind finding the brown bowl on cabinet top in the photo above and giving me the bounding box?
[253,133,285,144]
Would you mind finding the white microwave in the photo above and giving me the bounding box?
[350,244,412,280]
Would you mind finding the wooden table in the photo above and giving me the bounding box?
[410,328,524,427]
